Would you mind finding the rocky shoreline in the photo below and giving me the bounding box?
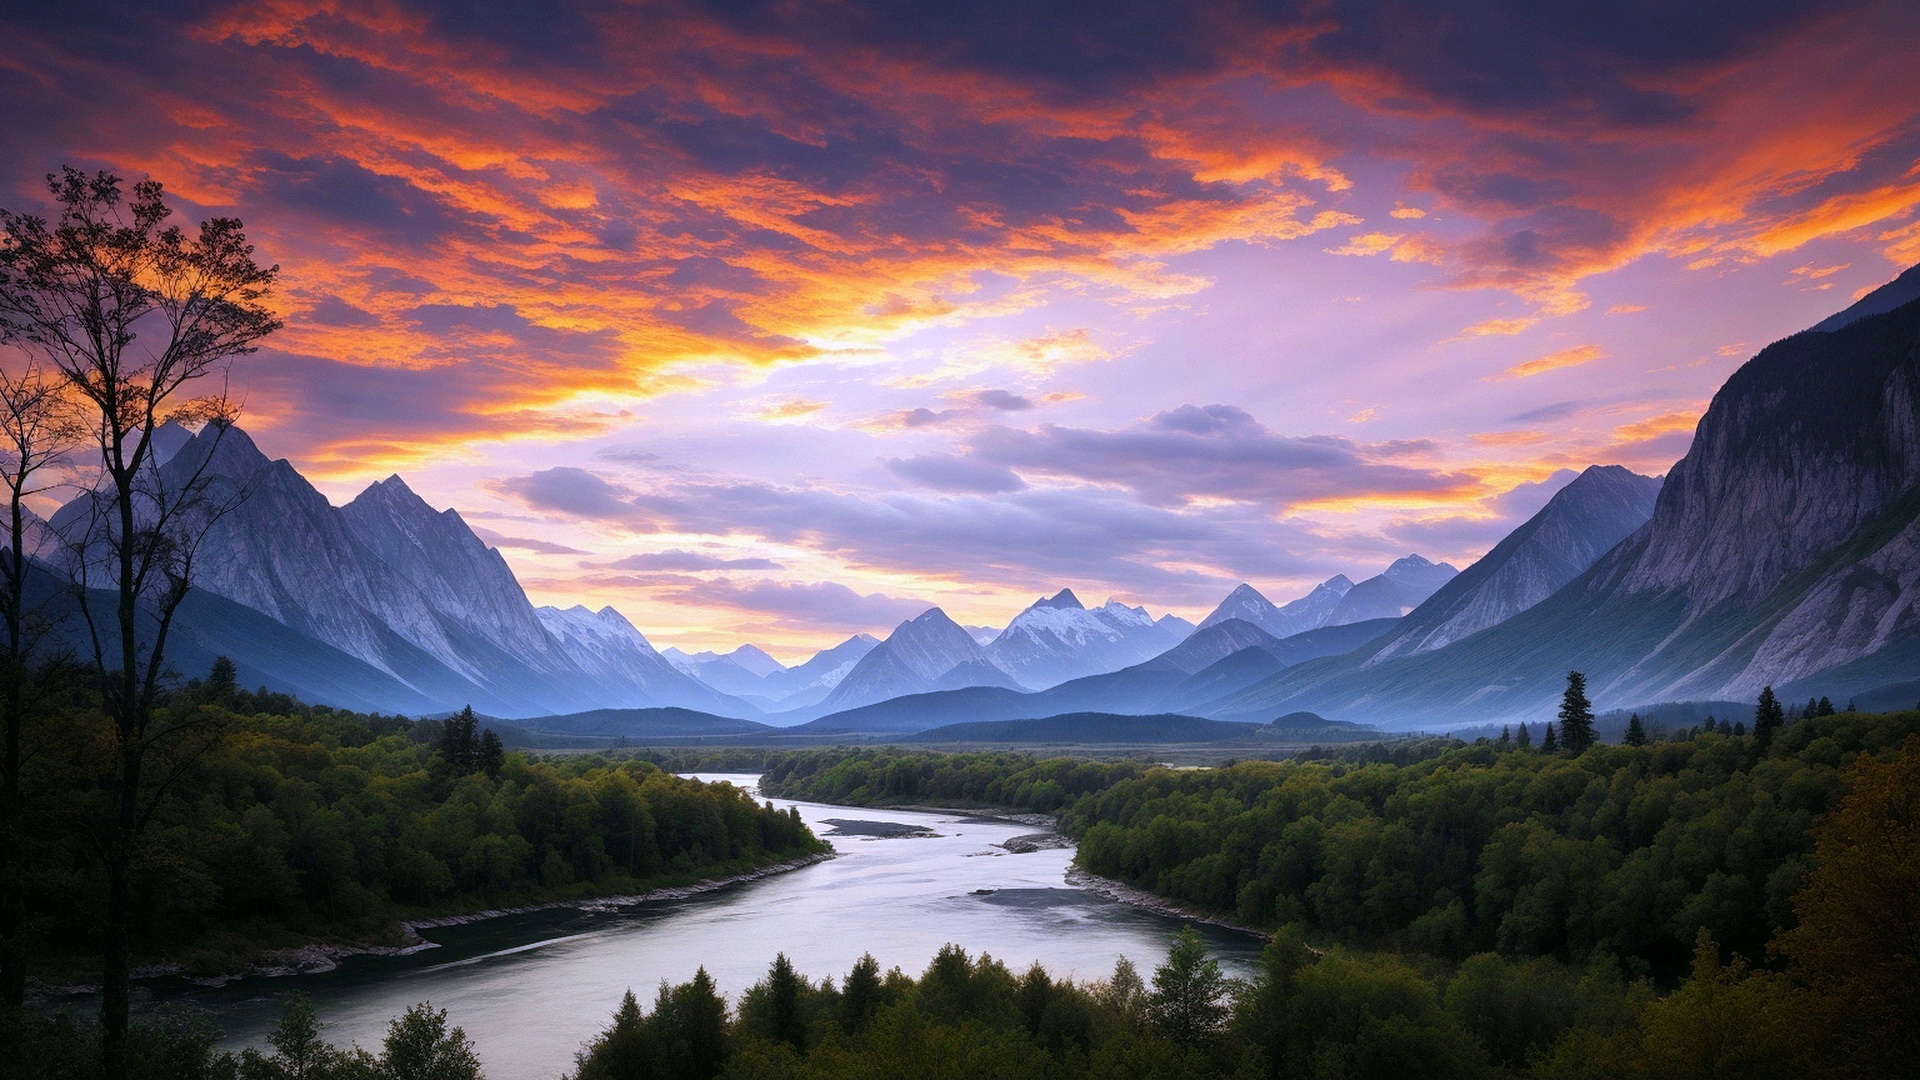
[1064,868,1268,938]
[42,851,836,994]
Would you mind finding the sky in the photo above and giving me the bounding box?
[4,0,1920,660]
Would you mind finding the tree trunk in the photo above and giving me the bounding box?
[100,464,142,1080]
[100,741,139,1080]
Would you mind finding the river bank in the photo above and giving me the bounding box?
[36,851,836,995]
[845,800,1260,936]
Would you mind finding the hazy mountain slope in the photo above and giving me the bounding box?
[799,613,1397,733]
[1212,272,1920,727]
[1151,618,1286,673]
[1367,466,1662,661]
[1197,578,1351,639]
[753,634,880,710]
[816,608,1005,711]
[907,712,1267,745]
[1327,555,1458,624]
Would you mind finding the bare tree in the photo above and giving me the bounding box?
[0,357,80,1008]
[0,167,279,1077]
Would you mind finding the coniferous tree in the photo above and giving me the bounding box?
[1718,718,1735,736]
[1496,725,1512,748]
[1625,713,1647,746]
[478,728,506,781]
[1818,696,1835,716]
[839,953,882,1034]
[437,706,478,775]
[1754,687,1784,752]
[1147,925,1229,1048]
[572,989,655,1080]
[1806,697,1820,719]
[1557,670,1595,754]
[1541,722,1559,753]
[1515,722,1532,749]
[765,952,805,1053]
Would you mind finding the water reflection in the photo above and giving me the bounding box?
[132,773,1262,1079]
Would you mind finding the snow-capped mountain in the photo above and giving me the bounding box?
[1197,577,1353,639]
[817,608,1007,711]
[535,605,742,713]
[49,424,748,719]
[984,588,1190,688]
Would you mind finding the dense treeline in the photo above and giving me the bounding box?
[763,749,1147,813]
[111,734,1917,1080]
[764,711,1916,979]
[10,668,824,978]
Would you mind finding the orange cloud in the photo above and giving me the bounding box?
[1502,344,1604,379]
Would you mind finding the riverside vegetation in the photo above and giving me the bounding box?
[5,687,1914,1077]
[31,709,1916,1079]
[0,659,827,1073]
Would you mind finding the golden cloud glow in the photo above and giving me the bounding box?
[1502,344,1604,379]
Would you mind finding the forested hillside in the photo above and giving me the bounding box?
[765,711,1915,979]
[12,672,825,979]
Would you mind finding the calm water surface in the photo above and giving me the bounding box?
[133,774,1261,1079]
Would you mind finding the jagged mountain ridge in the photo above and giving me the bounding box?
[1208,267,1920,727]
[1366,466,1662,662]
[49,425,749,719]
[1197,577,1351,639]
[1327,554,1459,624]
[815,607,1006,712]
[984,588,1190,689]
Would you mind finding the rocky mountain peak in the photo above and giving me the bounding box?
[1033,588,1084,610]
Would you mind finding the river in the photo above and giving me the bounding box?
[131,774,1264,1079]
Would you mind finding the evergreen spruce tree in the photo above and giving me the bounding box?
[1752,686,1784,753]
[1625,713,1647,746]
[1516,721,1532,749]
[1541,722,1559,753]
[478,728,506,781]
[1718,718,1735,736]
[1496,725,1512,748]
[839,954,882,1034]
[1819,696,1835,716]
[1557,670,1596,754]
[573,989,656,1080]
[437,706,479,774]
[766,952,805,1052]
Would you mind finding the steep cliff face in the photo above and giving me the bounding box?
[49,425,746,718]
[1600,290,1920,697]
[1367,466,1661,662]
[1209,270,1920,726]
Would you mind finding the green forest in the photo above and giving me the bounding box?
[762,710,1912,979]
[4,666,825,984]
[39,720,1915,1079]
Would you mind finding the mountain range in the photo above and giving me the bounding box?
[1202,266,1920,727]
[16,265,1917,736]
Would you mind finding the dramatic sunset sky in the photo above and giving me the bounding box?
[5,1,1920,658]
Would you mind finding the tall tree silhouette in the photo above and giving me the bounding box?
[1558,671,1595,754]
[0,167,278,1078]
